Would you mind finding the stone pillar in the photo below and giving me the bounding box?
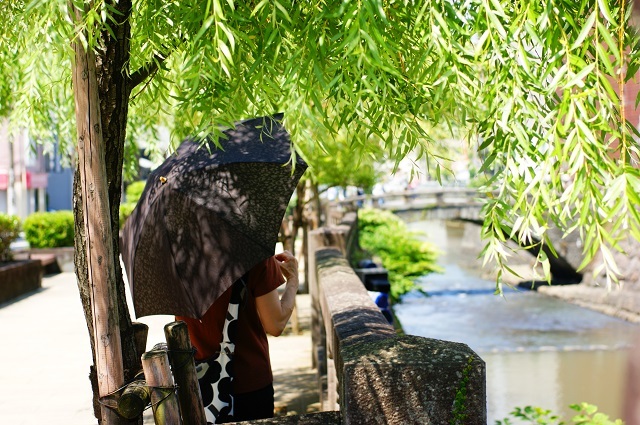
[308,226,353,359]
[307,229,325,366]
[316,247,487,424]
[308,217,358,409]
[339,335,486,425]
[308,228,344,406]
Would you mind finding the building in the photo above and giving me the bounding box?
[0,119,73,219]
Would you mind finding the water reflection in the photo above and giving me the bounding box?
[395,220,639,423]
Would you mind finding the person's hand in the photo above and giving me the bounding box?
[256,251,300,336]
[275,251,298,282]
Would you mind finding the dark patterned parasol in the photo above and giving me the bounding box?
[120,114,307,318]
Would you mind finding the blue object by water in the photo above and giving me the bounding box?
[370,291,393,324]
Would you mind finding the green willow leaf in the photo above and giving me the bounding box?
[597,21,622,63]
[598,0,616,24]
[2,0,639,293]
[565,63,596,88]
[570,11,596,51]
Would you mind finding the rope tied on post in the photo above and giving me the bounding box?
[100,321,207,423]
[142,346,182,424]
[97,372,181,419]
[166,347,198,372]
[147,384,180,410]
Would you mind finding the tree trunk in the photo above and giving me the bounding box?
[71,32,125,425]
[300,181,322,296]
[95,0,140,386]
[71,1,138,423]
[291,182,306,256]
[309,181,322,229]
[280,180,307,256]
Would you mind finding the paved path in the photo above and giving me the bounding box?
[0,272,317,424]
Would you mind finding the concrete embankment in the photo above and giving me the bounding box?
[537,284,640,324]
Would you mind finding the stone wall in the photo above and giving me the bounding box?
[314,246,486,424]
[539,230,640,321]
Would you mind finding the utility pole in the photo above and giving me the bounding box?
[7,132,15,216]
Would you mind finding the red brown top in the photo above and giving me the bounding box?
[176,256,284,394]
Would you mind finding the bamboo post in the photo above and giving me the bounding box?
[141,349,182,425]
[164,321,206,425]
[117,380,150,419]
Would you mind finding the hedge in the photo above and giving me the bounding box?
[24,211,74,248]
[125,180,146,203]
[0,213,21,262]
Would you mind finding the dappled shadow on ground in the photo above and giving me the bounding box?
[280,313,311,336]
[273,367,319,416]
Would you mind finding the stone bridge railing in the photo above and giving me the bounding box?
[306,212,487,424]
[326,187,484,224]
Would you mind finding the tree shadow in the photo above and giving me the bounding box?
[273,366,320,416]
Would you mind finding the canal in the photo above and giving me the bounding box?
[394,220,639,423]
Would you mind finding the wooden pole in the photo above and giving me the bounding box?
[301,219,309,295]
[132,322,149,359]
[69,3,124,422]
[142,349,182,425]
[164,321,206,425]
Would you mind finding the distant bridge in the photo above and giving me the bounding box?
[326,187,485,224]
[325,187,582,284]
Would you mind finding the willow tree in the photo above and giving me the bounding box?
[2,0,640,422]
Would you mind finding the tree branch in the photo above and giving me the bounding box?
[129,52,168,89]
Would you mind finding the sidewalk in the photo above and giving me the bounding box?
[0,272,317,424]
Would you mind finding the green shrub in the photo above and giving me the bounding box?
[24,211,74,248]
[120,180,146,229]
[495,403,622,424]
[358,208,442,300]
[119,202,137,229]
[0,213,21,262]
[125,180,146,204]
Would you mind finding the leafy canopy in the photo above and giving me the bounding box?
[299,128,385,193]
[1,0,640,289]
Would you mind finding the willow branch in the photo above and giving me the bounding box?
[129,52,168,89]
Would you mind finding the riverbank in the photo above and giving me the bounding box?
[495,259,640,324]
[537,283,640,324]
[485,245,640,324]
[464,234,640,325]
